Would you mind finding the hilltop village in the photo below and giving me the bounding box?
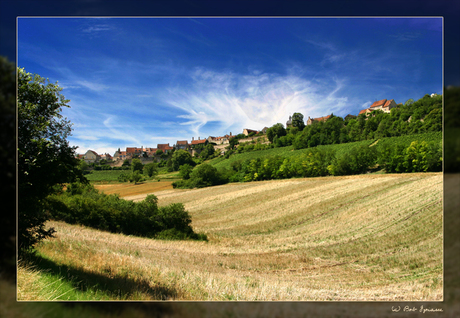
[78,98,401,164]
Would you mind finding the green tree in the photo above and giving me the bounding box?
[228,136,239,150]
[179,164,193,180]
[291,112,305,130]
[122,159,131,167]
[171,149,195,171]
[199,143,216,160]
[188,164,224,188]
[144,162,158,178]
[404,98,414,106]
[78,160,89,172]
[131,158,144,173]
[18,67,86,252]
[156,149,164,156]
[266,123,286,143]
[129,170,144,184]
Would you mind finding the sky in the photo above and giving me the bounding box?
[17,17,442,156]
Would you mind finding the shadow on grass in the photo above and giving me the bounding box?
[23,252,179,301]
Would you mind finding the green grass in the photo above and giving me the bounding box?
[85,170,127,182]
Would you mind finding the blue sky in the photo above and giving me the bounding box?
[17,17,442,155]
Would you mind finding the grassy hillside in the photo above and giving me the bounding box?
[210,131,441,173]
[20,173,442,301]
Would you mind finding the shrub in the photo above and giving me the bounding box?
[128,170,144,183]
[117,172,130,182]
[47,185,204,240]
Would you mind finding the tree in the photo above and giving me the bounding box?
[122,159,131,167]
[188,164,224,188]
[144,162,158,178]
[171,149,195,171]
[404,98,414,107]
[129,170,144,184]
[179,164,193,180]
[291,112,305,130]
[18,67,86,252]
[266,123,286,143]
[228,137,239,150]
[199,143,216,160]
[131,158,144,173]
[156,149,164,156]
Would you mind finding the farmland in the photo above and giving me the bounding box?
[20,172,443,301]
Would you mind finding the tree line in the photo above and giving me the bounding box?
[173,137,441,189]
[264,94,441,150]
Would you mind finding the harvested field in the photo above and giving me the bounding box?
[94,181,173,197]
[30,173,442,301]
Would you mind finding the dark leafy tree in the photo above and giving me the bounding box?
[171,149,195,171]
[188,164,226,188]
[228,136,239,150]
[199,144,216,160]
[144,162,158,177]
[404,98,414,106]
[291,112,305,130]
[131,158,144,173]
[18,67,86,252]
[266,123,286,143]
[129,170,144,184]
[179,164,193,180]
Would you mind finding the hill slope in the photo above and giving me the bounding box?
[30,173,442,301]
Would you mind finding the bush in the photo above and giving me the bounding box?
[173,164,229,188]
[117,172,130,182]
[329,145,376,175]
[47,185,204,240]
[128,170,145,183]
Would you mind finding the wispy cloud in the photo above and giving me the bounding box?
[389,32,421,42]
[74,80,109,92]
[162,68,348,137]
[82,24,112,33]
[303,39,337,51]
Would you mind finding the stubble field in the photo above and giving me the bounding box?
[22,172,443,301]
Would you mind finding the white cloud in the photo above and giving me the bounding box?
[75,80,109,92]
[82,24,112,33]
[76,135,99,141]
[163,68,349,136]
[361,101,372,108]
